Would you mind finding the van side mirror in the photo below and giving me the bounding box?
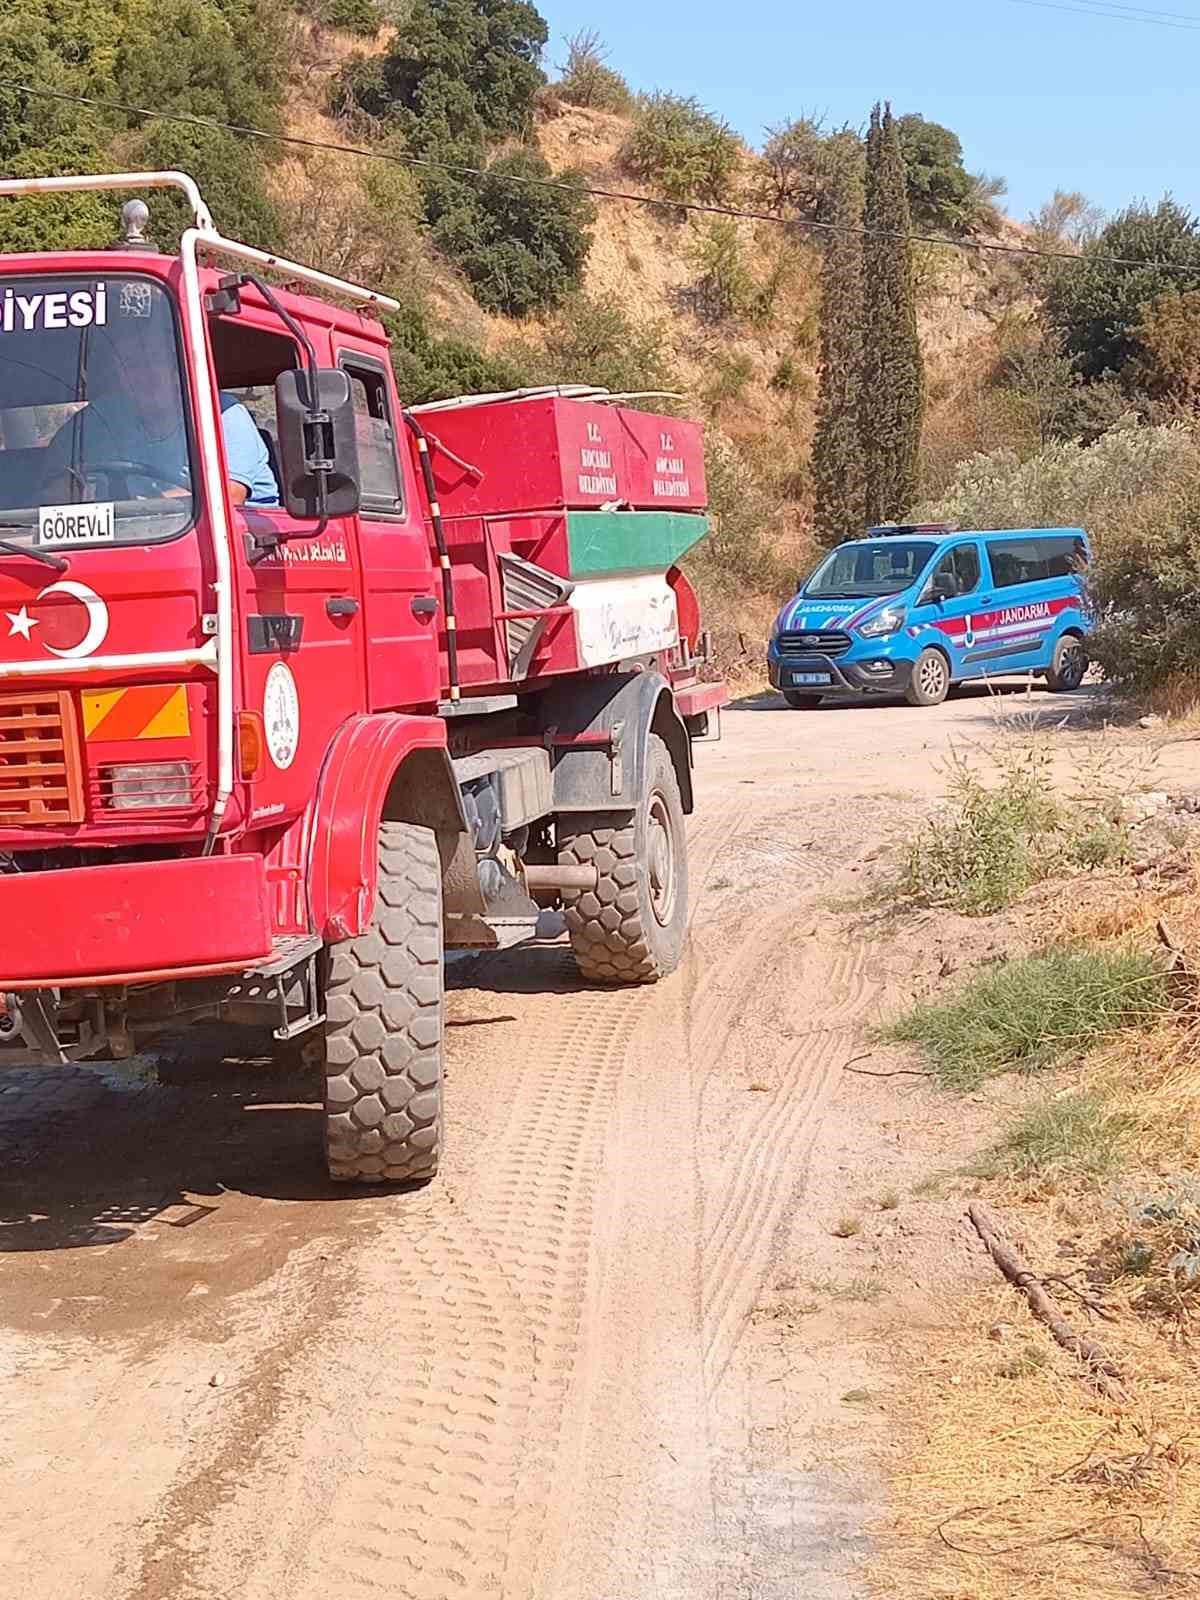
[926,577,954,604]
[275,369,361,520]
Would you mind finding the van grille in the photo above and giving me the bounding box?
[0,690,85,825]
[777,629,851,659]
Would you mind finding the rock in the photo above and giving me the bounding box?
[1139,714,1163,728]
[1127,791,1170,822]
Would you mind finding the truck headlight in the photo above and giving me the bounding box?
[102,761,193,810]
[858,604,906,639]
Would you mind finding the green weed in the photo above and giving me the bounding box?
[971,1089,1135,1180]
[885,946,1168,1090]
[899,745,1131,916]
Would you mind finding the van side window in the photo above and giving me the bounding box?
[340,358,404,516]
[989,536,1082,587]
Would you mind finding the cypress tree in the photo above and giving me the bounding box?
[811,153,867,545]
[861,102,925,522]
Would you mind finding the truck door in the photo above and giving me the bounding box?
[211,314,367,819]
[334,350,440,712]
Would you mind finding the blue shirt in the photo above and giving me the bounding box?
[219,392,280,507]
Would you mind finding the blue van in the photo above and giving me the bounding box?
[767,524,1091,708]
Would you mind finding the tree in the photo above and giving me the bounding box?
[338,0,547,154]
[756,116,863,222]
[1044,198,1200,380]
[1133,288,1200,405]
[621,92,740,204]
[894,114,977,234]
[861,103,924,521]
[811,158,866,544]
[423,148,594,316]
[556,30,631,112]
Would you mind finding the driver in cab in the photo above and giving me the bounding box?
[42,341,280,509]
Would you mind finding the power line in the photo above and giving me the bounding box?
[0,75,1193,275]
[1006,0,1200,28]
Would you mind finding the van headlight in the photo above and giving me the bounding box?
[858,604,906,638]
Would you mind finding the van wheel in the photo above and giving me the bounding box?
[783,690,823,709]
[904,648,950,707]
[1045,634,1087,692]
[323,821,443,1185]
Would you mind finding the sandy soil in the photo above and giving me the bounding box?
[3,682,1193,1600]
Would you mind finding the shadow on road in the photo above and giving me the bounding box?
[730,681,1111,732]
[0,1045,372,1255]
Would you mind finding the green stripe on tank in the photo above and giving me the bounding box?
[566,511,709,579]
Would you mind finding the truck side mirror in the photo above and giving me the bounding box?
[275,369,361,520]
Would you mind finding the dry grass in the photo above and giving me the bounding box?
[870,869,1200,1600]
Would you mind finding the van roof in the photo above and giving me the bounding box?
[844,525,1088,546]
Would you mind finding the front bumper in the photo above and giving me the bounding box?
[0,854,273,988]
[767,650,915,697]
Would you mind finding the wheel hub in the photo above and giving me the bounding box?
[646,793,677,927]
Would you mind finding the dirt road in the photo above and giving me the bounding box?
[1,685,1174,1599]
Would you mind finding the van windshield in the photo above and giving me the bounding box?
[804,540,936,599]
[0,275,193,548]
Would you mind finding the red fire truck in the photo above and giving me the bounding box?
[0,171,726,1184]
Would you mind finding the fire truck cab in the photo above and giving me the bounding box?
[0,172,726,1184]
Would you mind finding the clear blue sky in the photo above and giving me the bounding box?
[540,0,1198,224]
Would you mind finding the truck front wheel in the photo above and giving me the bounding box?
[557,732,689,985]
[323,821,444,1185]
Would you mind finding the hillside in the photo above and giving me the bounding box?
[0,0,1068,673]
[257,14,1030,669]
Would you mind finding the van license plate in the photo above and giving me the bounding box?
[789,671,831,686]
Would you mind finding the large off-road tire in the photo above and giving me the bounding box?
[904,647,951,707]
[323,821,444,1185]
[782,689,823,710]
[1044,632,1087,693]
[558,732,689,985]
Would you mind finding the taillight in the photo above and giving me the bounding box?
[238,712,264,780]
[101,761,193,810]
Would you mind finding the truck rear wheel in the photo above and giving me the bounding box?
[558,732,689,985]
[323,821,444,1185]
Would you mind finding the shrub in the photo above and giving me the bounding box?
[910,421,1199,537]
[336,0,548,152]
[687,220,756,323]
[621,92,740,204]
[886,947,1168,1090]
[894,113,985,235]
[556,30,631,112]
[520,292,675,394]
[319,0,383,32]
[1044,198,1200,380]
[899,742,1134,916]
[1133,287,1200,404]
[386,305,532,403]
[756,117,862,222]
[424,149,594,316]
[701,351,754,415]
[685,430,793,602]
[133,121,283,250]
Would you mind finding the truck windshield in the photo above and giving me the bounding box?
[804,539,936,599]
[0,274,193,547]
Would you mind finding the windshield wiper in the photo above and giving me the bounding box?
[0,535,68,573]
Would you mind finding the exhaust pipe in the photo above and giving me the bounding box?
[522,864,599,892]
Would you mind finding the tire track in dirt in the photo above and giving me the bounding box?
[158,973,649,1600]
